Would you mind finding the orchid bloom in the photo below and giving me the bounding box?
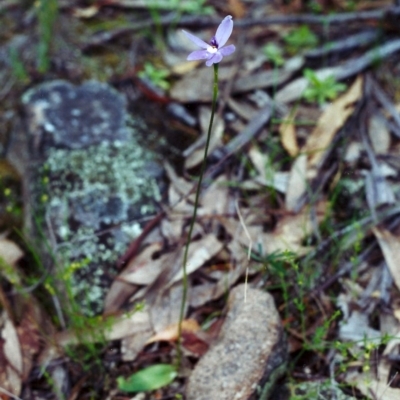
[182,15,236,67]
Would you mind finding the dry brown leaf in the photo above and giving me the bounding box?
[373,227,400,292]
[228,0,246,18]
[279,114,299,157]
[263,200,327,256]
[222,214,264,252]
[339,310,381,343]
[248,147,289,193]
[368,114,390,154]
[285,153,307,211]
[188,242,248,309]
[16,303,42,380]
[150,281,185,334]
[171,60,201,75]
[345,370,400,400]
[146,318,200,344]
[303,75,363,172]
[0,312,23,397]
[222,201,326,258]
[189,283,220,308]
[53,307,154,363]
[104,242,175,314]
[72,5,99,18]
[103,279,139,315]
[0,238,24,285]
[200,175,230,216]
[378,336,400,387]
[56,307,152,349]
[164,161,193,198]
[119,242,164,286]
[170,234,224,283]
[181,330,210,357]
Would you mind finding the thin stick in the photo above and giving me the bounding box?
[235,199,253,303]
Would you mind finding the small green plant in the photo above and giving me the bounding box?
[138,62,170,91]
[117,364,177,393]
[9,46,29,83]
[36,0,58,73]
[263,43,285,67]
[307,1,323,13]
[21,227,110,367]
[283,25,318,54]
[303,69,347,105]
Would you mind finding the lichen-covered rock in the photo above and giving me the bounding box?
[186,284,287,400]
[8,80,163,316]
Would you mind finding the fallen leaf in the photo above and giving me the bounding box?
[181,330,210,357]
[373,227,400,292]
[16,303,42,380]
[72,5,99,18]
[0,312,23,397]
[119,242,164,286]
[170,234,224,283]
[228,0,246,18]
[263,201,327,256]
[248,147,289,193]
[345,370,400,400]
[146,319,200,344]
[368,114,390,154]
[200,175,230,216]
[285,153,307,211]
[303,76,363,173]
[117,364,177,393]
[233,69,294,93]
[44,309,154,365]
[279,113,299,157]
[0,238,23,285]
[150,282,184,334]
[339,310,381,343]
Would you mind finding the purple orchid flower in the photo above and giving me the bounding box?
[182,15,236,67]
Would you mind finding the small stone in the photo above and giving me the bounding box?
[186,284,287,400]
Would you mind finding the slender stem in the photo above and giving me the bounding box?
[176,63,219,368]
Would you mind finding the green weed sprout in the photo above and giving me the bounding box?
[303,69,347,105]
[9,46,29,83]
[284,25,318,54]
[36,0,58,73]
[263,43,285,67]
[138,62,170,90]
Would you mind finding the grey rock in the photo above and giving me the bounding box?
[22,80,129,151]
[8,80,163,316]
[186,284,287,400]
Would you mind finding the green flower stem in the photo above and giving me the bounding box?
[176,63,219,368]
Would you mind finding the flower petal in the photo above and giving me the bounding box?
[182,30,209,49]
[219,44,236,57]
[205,52,223,67]
[215,15,233,48]
[187,49,211,61]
